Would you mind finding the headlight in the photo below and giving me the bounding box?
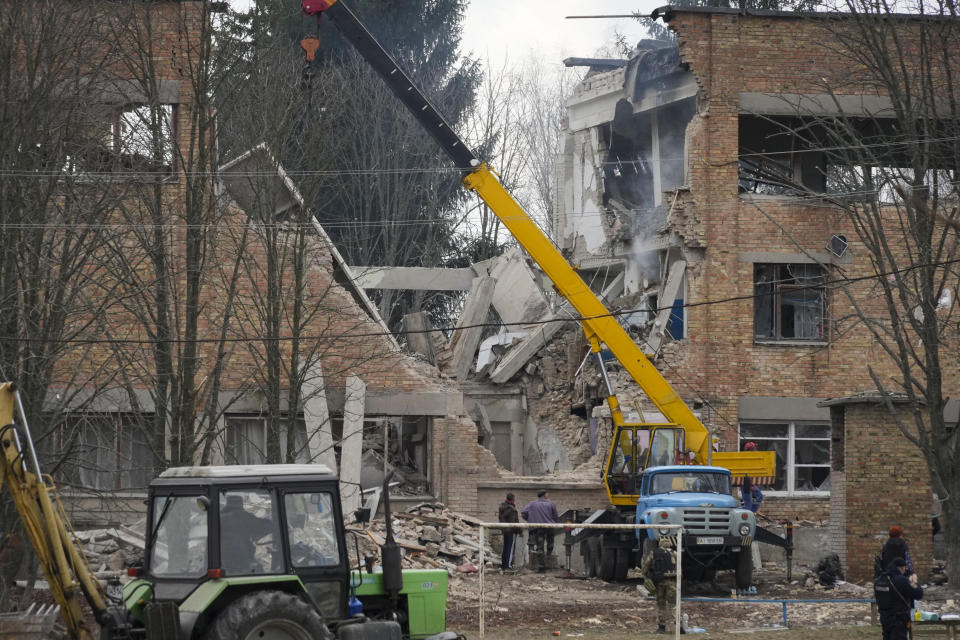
[659,527,672,536]
[739,523,751,536]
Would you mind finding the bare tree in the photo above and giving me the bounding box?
[89,1,246,469]
[0,0,136,609]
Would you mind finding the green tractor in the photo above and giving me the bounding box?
[121,464,453,640]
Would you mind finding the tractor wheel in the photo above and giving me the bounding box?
[735,547,753,590]
[209,590,330,640]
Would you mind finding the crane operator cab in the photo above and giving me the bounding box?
[605,425,691,504]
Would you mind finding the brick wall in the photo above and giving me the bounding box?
[839,402,931,582]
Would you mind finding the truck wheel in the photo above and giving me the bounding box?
[735,548,753,590]
[209,590,330,640]
[613,548,630,581]
[599,544,617,581]
[583,538,600,578]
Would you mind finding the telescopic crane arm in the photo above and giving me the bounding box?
[300,0,775,489]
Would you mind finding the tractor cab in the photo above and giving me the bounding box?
[145,465,350,624]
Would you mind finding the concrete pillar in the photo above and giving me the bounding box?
[303,361,336,471]
[340,375,366,516]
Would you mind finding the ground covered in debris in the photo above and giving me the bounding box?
[12,502,959,640]
[446,561,960,639]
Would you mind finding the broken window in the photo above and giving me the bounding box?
[66,104,176,178]
[356,416,432,495]
[827,164,960,203]
[224,416,309,464]
[601,99,695,213]
[739,423,830,494]
[754,263,827,342]
[739,115,826,195]
[54,413,153,490]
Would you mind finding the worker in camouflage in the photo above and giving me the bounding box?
[641,537,683,634]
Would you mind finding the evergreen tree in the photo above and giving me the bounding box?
[219,0,481,331]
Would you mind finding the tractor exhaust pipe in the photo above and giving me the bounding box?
[380,471,403,611]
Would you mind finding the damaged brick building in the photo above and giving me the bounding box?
[549,6,960,580]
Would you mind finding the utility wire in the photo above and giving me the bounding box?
[3,255,957,346]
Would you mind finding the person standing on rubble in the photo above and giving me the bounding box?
[521,489,558,573]
[881,526,915,575]
[497,492,520,571]
[641,536,683,634]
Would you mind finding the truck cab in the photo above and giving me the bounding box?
[634,465,756,586]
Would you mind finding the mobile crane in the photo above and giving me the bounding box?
[299,0,786,586]
[0,382,454,640]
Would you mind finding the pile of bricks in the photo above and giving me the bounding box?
[347,502,494,576]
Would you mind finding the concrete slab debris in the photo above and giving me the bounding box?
[448,276,496,380]
[486,248,550,326]
[348,266,476,291]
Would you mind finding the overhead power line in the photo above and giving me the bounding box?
[3,255,957,347]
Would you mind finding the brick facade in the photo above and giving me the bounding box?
[654,9,955,579]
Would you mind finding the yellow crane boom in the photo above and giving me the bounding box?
[300,0,775,507]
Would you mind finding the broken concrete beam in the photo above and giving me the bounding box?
[340,375,366,516]
[402,311,437,364]
[488,273,626,384]
[448,276,496,380]
[486,248,550,326]
[644,259,686,355]
[349,266,476,291]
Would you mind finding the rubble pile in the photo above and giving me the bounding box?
[520,325,596,468]
[73,524,145,575]
[346,502,495,581]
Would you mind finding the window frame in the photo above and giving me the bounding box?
[53,412,153,491]
[224,415,310,465]
[739,421,831,496]
[754,263,829,343]
[64,102,179,182]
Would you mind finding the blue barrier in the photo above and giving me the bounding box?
[681,597,876,627]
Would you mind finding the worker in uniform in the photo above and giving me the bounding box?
[521,489,558,573]
[874,557,923,640]
[641,536,683,634]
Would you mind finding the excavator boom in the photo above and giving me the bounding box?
[0,384,106,640]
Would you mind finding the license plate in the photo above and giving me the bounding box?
[696,536,723,545]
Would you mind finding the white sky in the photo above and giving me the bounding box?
[460,1,658,69]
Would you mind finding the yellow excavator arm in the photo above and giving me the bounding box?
[0,383,107,640]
